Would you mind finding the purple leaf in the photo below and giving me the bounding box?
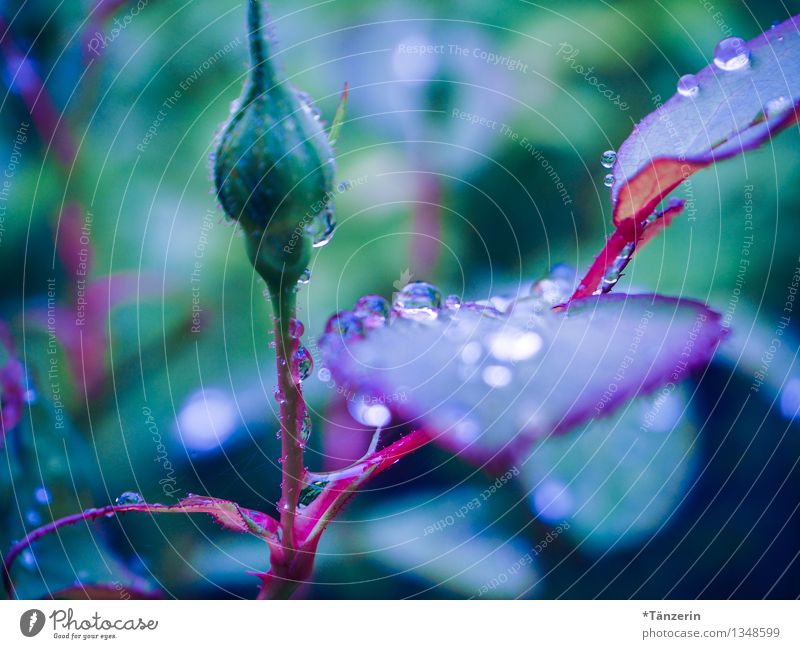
[3,494,279,598]
[320,283,725,466]
[611,16,800,226]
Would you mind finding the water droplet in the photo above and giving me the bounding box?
[298,479,328,508]
[354,295,390,329]
[532,479,575,523]
[460,341,483,365]
[603,174,614,188]
[530,277,570,306]
[482,365,512,388]
[600,149,616,168]
[294,346,313,382]
[393,281,442,321]
[676,73,699,97]
[298,268,312,285]
[115,491,145,506]
[306,202,337,248]
[444,294,462,310]
[26,510,41,526]
[301,409,312,442]
[488,331,542,362]
[597,241,636,294]
[713,37,750,71]
[765,96,792,119]
[21,549,36,570]
[297,91,322,121]
[34,487,51,505]
[288,318,305,338]
[324,311,364,340]
[348,399,392,428]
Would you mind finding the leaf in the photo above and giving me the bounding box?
[345,490,542,598]
[320,285,725,466]
[521,386,698,553]
[328,82,349,146]
[2,494,278,598]
[611,16,800,226]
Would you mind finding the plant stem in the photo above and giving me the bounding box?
[269,282,305,564]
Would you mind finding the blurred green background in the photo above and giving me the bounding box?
[1,0,799,598]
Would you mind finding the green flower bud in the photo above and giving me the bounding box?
[213,0,335,286]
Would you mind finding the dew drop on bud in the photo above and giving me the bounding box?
[600,150,616,168]
[713,37,750,71]
[115,491,145,506]
[307,202,337,248]
[603,173,615,188]
[298,268,312,285]
[676,74,699,98]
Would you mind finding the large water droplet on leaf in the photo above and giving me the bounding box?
[354,295,390,329]
[324,311,364,340]
[393,281,442,321]
[713,37,750,71]
[115,491,145,506]
[676,73,699,97]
